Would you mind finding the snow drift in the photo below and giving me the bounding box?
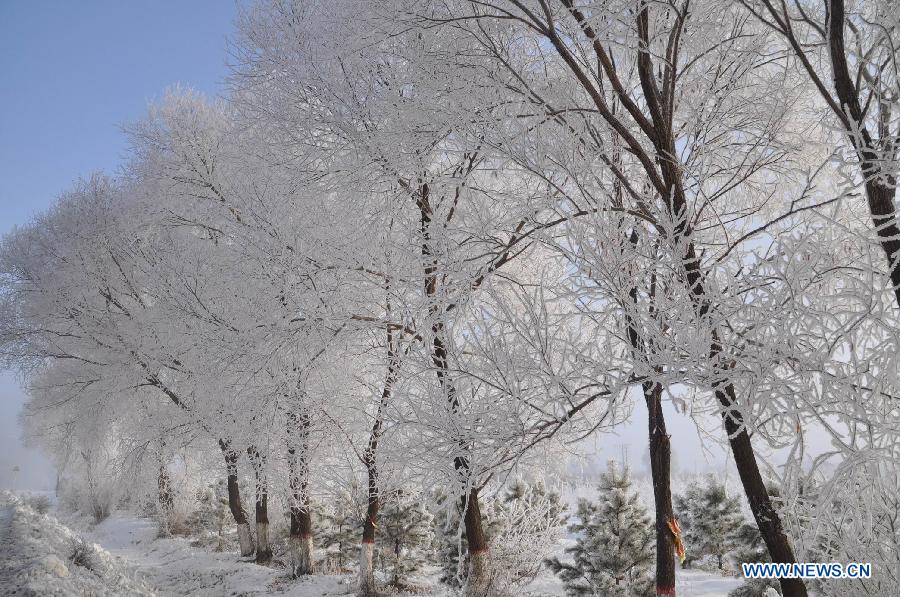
[0,491,153,596]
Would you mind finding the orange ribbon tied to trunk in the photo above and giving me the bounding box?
[667,517,686,564]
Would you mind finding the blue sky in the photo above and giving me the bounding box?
[0,0,239,489]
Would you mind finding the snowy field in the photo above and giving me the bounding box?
[1,490,743,597]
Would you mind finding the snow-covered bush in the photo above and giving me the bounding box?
[674,475,744,570]
[491,480,566,592]
[434,480,566,593]
[75,446,119,524]
[23,494,52,515]
[0,491,153,596]
[317,495,362,573]
[377,488,434,588]
[187,481,231,550]
[68,537,99,572]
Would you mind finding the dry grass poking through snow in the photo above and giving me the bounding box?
[0,491,154,596]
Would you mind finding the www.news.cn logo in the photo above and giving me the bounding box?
[742,562,872,579]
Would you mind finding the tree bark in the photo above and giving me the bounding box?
[358,331,398,597]
[632,7,806,588]
[359,445,380,597]
[358,538,377,597]
[415,182,492,595]
[717,382,807,597]
[685,256,805,597]
[157,462,174,537]
[287,410,314,577]
[219,439,255,557]
[863,182,900,309]
[247,445,272,564]
[825,0,900,310]
[623,229,677,596]
[644,382,676,596]
[461,487,492,597]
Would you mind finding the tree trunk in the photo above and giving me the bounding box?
[359,455,379,596]
[219,439,254,557]
[358,326,399,597]
[691,275,805,597]
[359,537,377,596]
[247,445,272,564]
[676,220,805,596]
[717,382,806,597]
[864,181,900,309]
[157,463,174,537]
[645,382,676,596]
[462,488,492,597]
[289,506,314,577]
[416,181,493,596]
[824,0,900,311]
[634,9,808,593]
[287,410,314,577]
[392,538,401,586]
[622,240,677,597]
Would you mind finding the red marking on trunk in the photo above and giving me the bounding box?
[656,586,676,596]
[362,539,375,544]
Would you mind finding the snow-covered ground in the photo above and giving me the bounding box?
[0,491,153,596]
[0,492,744,596]
[71,512,347,596]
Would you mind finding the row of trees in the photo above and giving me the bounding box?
[1,1,898,596]
[550,468,778,597]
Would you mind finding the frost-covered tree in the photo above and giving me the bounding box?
[319,500,361,573]
[230,5,588,594]
[412,3,822,595]
[377,488,434,588]
[742,0,900,310]
[432,489,501,590]
[784,458,900,597]
[434,479,565,592]
[546,462,654,597]
[6,4,900,597]
[674,476,744,570]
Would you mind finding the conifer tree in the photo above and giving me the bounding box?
[675,476,744,569]
[190,480,230,551]
[318,500,360,573]
[502,479,565,524]
[673,482,703,569]
[377,488,434,588]
[699,481,744,570]
[733,522,768,567]
[546,462,655,597]
[728,523,781,597]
